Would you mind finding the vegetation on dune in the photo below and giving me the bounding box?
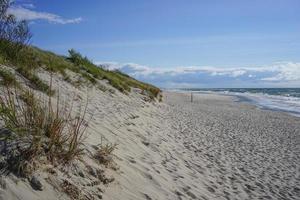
[16,66,55,95]
[67,49,161,97]
[0,84,89,176]
[0,43,161,98]
[94,137,117,168]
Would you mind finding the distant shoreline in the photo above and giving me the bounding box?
[167,88,300,118]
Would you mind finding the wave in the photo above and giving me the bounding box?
[232,92,300,117]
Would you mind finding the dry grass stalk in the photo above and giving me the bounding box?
[0,78,90,175]
[94,137,117,167]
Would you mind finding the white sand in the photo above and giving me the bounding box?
[1,70,299,199]
[104,92,300,200]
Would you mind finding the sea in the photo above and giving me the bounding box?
[180,88,300,117]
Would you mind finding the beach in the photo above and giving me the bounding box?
[104,91,300,200]
[1,1,299,199]
[1,79,299,200]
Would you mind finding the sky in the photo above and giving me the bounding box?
[8,0,300,88]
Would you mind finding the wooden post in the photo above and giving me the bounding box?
[191,92,193,102]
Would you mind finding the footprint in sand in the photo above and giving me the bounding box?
[182,186,197,199]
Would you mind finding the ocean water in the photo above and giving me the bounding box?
[182,88,300,117]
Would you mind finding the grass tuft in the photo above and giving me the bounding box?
[0,85,89,176]
[0,68,18,86]
[94,137,117,167]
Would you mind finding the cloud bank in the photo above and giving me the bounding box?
[96,62,300,88]
[8,5,82,24]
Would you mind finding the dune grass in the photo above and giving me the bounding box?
[16,66,54,95]
[0,40,54,94]
[0,41,161,99]
[94,137,117,167]
[0,84,88,176]
[67,49,161,97]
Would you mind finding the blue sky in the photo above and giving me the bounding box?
[9,0,300,88]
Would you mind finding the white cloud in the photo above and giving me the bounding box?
[231,70,247,77]
[96,61,300,88]
[209,69,246,77]
[261,62,300,81]
[8,6,82,24]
